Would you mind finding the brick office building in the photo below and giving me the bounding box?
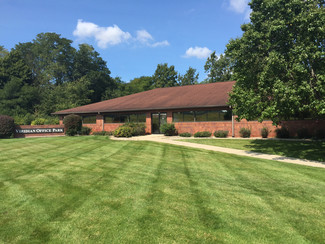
[53,81,325,137]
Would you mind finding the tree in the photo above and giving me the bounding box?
[152,63,178,88]
[0,46,9,59]
[178,67,199,86]
[204,52,233,83]
[126,76,153,94]
[226,0,325,124]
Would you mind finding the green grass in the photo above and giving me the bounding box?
[179,138,325,162]
[1,136,325,243]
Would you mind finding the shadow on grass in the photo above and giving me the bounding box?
[245,140,325,162]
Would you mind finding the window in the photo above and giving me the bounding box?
[172,110,232,122]
[82,115,96,124]
[195,111,208,121]
[104,113,147,123]
[183,111,195,122]
[172,112,183,122]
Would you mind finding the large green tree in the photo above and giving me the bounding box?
[204,52,233,83]
[152,63,178,88]
[178,67,199,86]
[227,0,325,124]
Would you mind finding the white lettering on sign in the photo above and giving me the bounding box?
[15,128,64,134]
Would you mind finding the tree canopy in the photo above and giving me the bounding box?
[152,63,178,88]
[204,52,233,83]
[178,67,199,86]
[227,0,325,124]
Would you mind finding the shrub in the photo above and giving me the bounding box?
[114,126,133,137]
[179,132,192,137]
[239,127,251,138]
[80,126,92,135]
[123,123,146,136]
[160,123,177,136]
[296,128,311,139]
[14,113,35,125]
[261,127,269,138]
[214,130,229,138]
[314,129,325,140]
[0,115,15,138]
[275,127,290,138]
[194,131,212,137]
[63,114,82,136]
[31,118,47,125]
[44,116,59,125]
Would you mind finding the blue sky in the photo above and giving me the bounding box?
[0,0,251,82]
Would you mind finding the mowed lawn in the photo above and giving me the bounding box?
[180,138,325,162]
[0,137,325,243]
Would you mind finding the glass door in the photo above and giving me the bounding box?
[151,113,167,134]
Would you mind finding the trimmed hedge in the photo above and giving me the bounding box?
[93,131,112,136]
[114,126,133,137]
[214,130,229,138]
[239,127,251,138]
[179,132,192,137]
[275,127,290,138]
[80,126,92,135]
[123,123,146,136]
[160,123,177,136]
[0,115,15,138]
[261,127,269,138]
[194,131,212,137]
[63,114,82,136]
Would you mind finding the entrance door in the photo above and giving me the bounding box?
[151,113,167,134]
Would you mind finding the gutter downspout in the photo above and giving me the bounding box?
[231,107,235,137]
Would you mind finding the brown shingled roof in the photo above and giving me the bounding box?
[53,81,235,115]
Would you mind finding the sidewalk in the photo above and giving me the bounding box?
[112,135,325,169]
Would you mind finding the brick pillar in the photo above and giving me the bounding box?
[167,111,173,123]
[146,112,151,134]
[96,114,104,132]
[59,116,64,125]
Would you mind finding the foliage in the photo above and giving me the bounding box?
[0,33,115,117]
[152,63,178,88]
[63,114,82,136]
[160,123,177,136]
[179,132,192,137]
[275,127,290,139]
[178,67,199,86]
[0,46,9,59]
[227,1,325,124]
[122,123,146,136]
[261,127,269,138]
[204,52,233,83]
[296,128,311,139]
[214,130,229,138]
[13,113,35,125]
[80,126,92,135]
[194,131,212,137]
[31,118,46,125]
[0,115,15,138]
[239,128,251,138]
[114,126,133,138]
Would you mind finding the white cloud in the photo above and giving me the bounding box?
[136,30,153,43]
[150,40,170,47]
[73,20,131,48]
[228,0,251,21]
[73,20,169,49]
[229,0,248,13]
[183,46,212,59]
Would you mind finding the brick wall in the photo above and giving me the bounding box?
[58,112,325,138]
[15,125,65,138]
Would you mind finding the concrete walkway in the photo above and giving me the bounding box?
[112,135,325,169]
